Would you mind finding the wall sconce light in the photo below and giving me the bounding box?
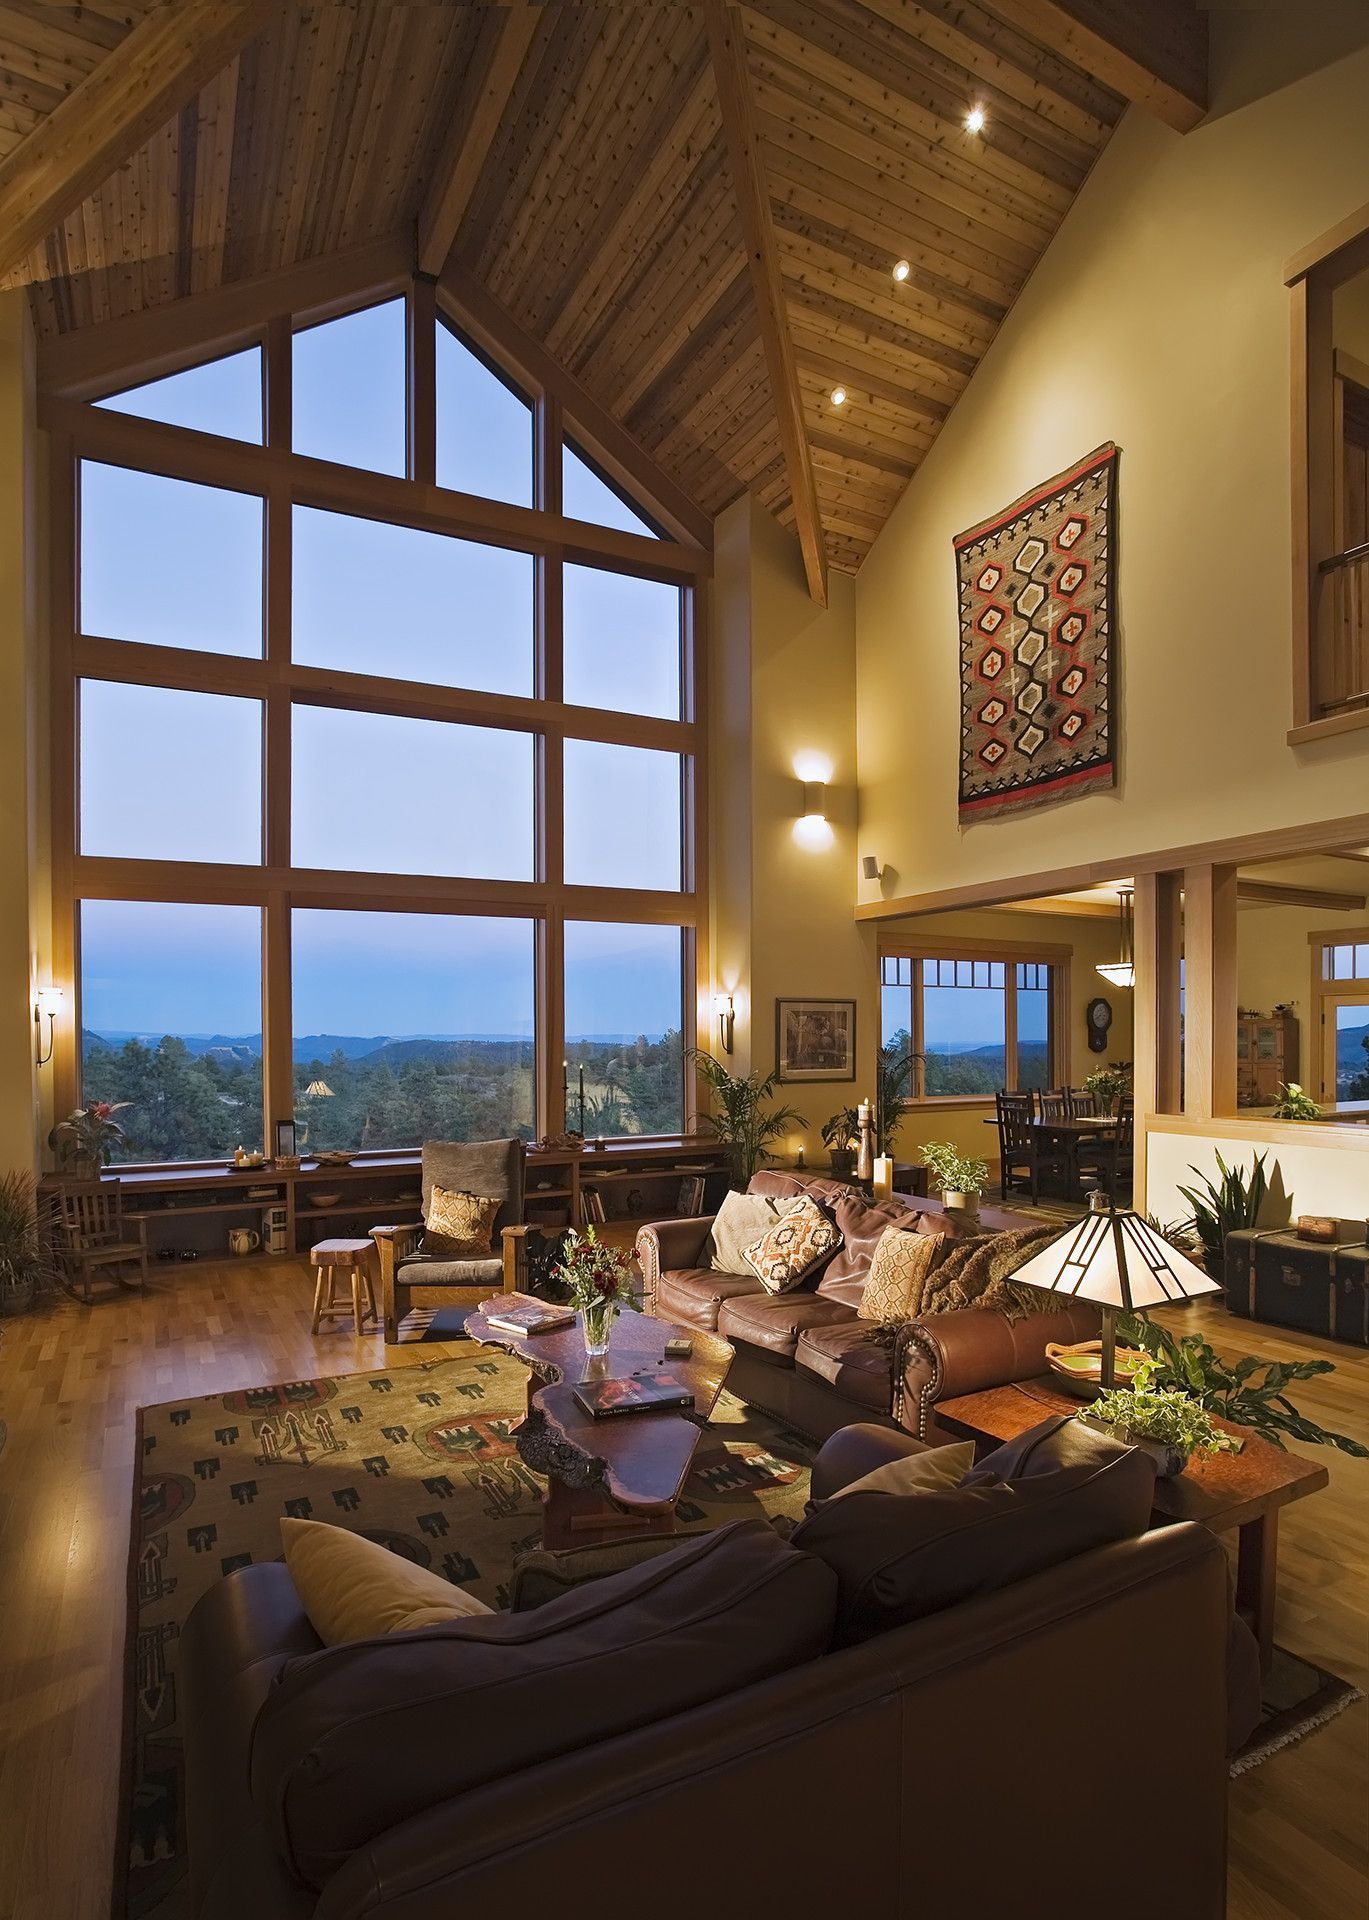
[861,855,884,881]
[801,780,827,822]
[34,985,63,1067]
[713,991,735,1055]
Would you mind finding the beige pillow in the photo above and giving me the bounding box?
[831,1440,976,1501]
[857,1225,947,1323]
[281,1517,493,1645]
[742,1195,841,1293]
[424,1185,499,1258]
[704,1190,800,1274]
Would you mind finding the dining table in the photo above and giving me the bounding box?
[983,1112,1122,1201]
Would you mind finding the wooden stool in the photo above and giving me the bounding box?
[310,1238,379,1334]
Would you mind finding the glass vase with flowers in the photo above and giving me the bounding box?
[557,1226,639,1357]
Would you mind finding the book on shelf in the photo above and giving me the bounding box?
[572,1372,696,1418]
[485,1300,576,1337]
[676,1174,706,1216]
[579,1187,606,1226]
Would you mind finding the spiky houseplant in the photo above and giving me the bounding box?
[688,1051,805,1187]
[1175,1150,1268,1277]
[875,1040,921,1156]
[0,1170,61,1317]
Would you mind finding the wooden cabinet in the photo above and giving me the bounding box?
[1236,1012,1299,1107]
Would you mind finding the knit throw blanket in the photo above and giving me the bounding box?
[904,1222,1063,1324]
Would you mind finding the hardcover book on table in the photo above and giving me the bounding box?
[485,1300,576,1336]
[572,1372,696,1417]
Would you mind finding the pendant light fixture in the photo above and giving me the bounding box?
[1096,885,1135,989]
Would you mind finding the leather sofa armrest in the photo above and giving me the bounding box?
[896,1299,1101,1439]
[809,1423,930,1502]
[635,1216,714,1307]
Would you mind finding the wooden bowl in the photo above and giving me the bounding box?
[306,1190,343,1209]
[1045,1340,1146,1396]
[311,1150,357,1167]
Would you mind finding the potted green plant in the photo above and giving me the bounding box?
[821,1106,860,1180]
[1080,1383,1241,1477]
[1271,1081,1321,1120]
[0,1170,60,1317]
[688,1051,805,1188]
[1083,1060,1132,1115]
[555,1225,639,1357]
[48,1099,130,1174]
[919,1141,989,1215]
[1116,1312,1368,1457]
[1175,1150,1269,1278]
[875,1040,920,1155]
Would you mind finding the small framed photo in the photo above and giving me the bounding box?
[274,1120,297,1159]
[775,998,857,1082]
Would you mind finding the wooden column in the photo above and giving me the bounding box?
[1182,863,1239,1120]
[1132,871,1182,1204]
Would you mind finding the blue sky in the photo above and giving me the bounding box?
[81,306,684,1043]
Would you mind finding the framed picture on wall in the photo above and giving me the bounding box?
[775,998,857,1082]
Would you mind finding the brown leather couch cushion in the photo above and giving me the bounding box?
[249,1520,836,1888]
[717,1289,855,1361]
[654,1266,763,1331]
[791,1429,1155,1645]
[794,1321,894,1413]
[965,1413,1131,1483]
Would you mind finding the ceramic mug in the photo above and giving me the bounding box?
[228,1227,261,1256]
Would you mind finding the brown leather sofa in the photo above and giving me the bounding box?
[636,1170,1100,1442]
[183,1421,1235,1919]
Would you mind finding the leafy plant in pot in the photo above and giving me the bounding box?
[821,1106,860,1180]
[1080,1383,1240,1478]
[875,1040,920,1155]
[919,1141,989,1215]
[688,1050,805,1188]
[1175,1150,1269,1279]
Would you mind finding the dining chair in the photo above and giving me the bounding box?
[1064,1087,1099,1117]
[1038,1089,1071,1123]
[995,1091,1041,1202]
[1076,1096,1134,1202]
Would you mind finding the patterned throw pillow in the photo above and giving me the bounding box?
[741,1196,840,1293]
[424,1186,499,1258]
[857,1226,947,1324]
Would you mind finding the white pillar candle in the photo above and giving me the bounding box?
[872,1154,894,1199]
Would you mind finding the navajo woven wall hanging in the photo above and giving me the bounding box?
[954,442,1119,822]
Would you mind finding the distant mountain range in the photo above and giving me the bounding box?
[1337,1021,1369,1078]
[83,1028,663,1063]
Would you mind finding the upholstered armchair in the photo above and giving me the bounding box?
[371,1138,561,1342]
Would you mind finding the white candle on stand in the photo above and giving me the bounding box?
[872,1154,894,1199]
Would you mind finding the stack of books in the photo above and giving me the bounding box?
[484,1296,575,1337]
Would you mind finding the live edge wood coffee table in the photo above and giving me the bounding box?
[936,1380,1329,1672]
[467,1301,734,1550]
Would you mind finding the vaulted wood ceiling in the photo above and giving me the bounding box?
[0,0,1206,589]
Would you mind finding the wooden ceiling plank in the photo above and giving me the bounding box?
[793,340,950,420]
[416,1,540,278]
[776,227,991,362]
[0,0,263,283]
[785,284,967,407]
[809,424,917,475]
[878,0,1127,121]
[980,0,1208,133]
[705,0,826,606]
[188,55,239,296]
[1236,880,1367,912]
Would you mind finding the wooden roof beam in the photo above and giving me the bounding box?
[0,1,264,283]
[417,5,541,278]
[983,0,1208,135]
[705,0,827,606]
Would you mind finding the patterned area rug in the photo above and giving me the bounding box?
[1230,1644,1363,1777]
[122,1350,817,1919]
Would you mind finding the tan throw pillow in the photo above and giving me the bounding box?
[742,1195,841,1293]
[424,1185,499,1258]
[704,1189,800,1274]
[830,1440,976,1501]
[857,1225,947,1324]
[281,1517,493,1645]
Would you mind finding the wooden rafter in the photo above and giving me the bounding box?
[705,0,827,605]
[417,4,541,279]
[0,1,263,283]
[982,0,1208,135]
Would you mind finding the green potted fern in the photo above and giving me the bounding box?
[688,1051,805,1188]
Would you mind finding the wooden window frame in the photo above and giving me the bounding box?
[1286,203,1369,742]
[47,265,712,1167]
[878,937,1070,1107]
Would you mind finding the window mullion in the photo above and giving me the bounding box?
[1005,965,1019,1091]
[912,960,926,1098]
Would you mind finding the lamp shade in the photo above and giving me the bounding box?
[1012,1202,1220,1312]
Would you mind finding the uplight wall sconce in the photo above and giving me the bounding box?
[801,780,827,823]
[34,985,63,1067]
[713,992,736,1055]
[861,855,884,881]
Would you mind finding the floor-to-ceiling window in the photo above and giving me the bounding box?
[55,277,705,1163]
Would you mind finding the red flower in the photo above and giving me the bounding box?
[90,1101,114,1121]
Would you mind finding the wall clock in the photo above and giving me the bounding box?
[1086,996,1112,1054]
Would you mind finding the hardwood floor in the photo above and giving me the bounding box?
[0,1265,1364,1919]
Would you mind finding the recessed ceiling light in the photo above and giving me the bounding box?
[892,258,910,282]
[964,104,986,134]
[830,385,847,406]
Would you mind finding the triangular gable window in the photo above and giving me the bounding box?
[293,297,406,477]
[436,321,533,508]
[563,439,660,539]
[95,346,264,444]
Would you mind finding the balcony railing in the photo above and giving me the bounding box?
[1316,540,1369,715]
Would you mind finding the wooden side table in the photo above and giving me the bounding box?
[935,1378,1329,1672]
[310,1237,379,1334]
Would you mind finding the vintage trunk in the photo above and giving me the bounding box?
[1224,1223,1369,1347]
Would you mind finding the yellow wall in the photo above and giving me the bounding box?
[710,494,877,1160]
[876,906,1134,1171]
[0,292,47,1176]
[855,16,1369,909]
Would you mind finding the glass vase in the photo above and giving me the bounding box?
[579,1296,618,1358]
